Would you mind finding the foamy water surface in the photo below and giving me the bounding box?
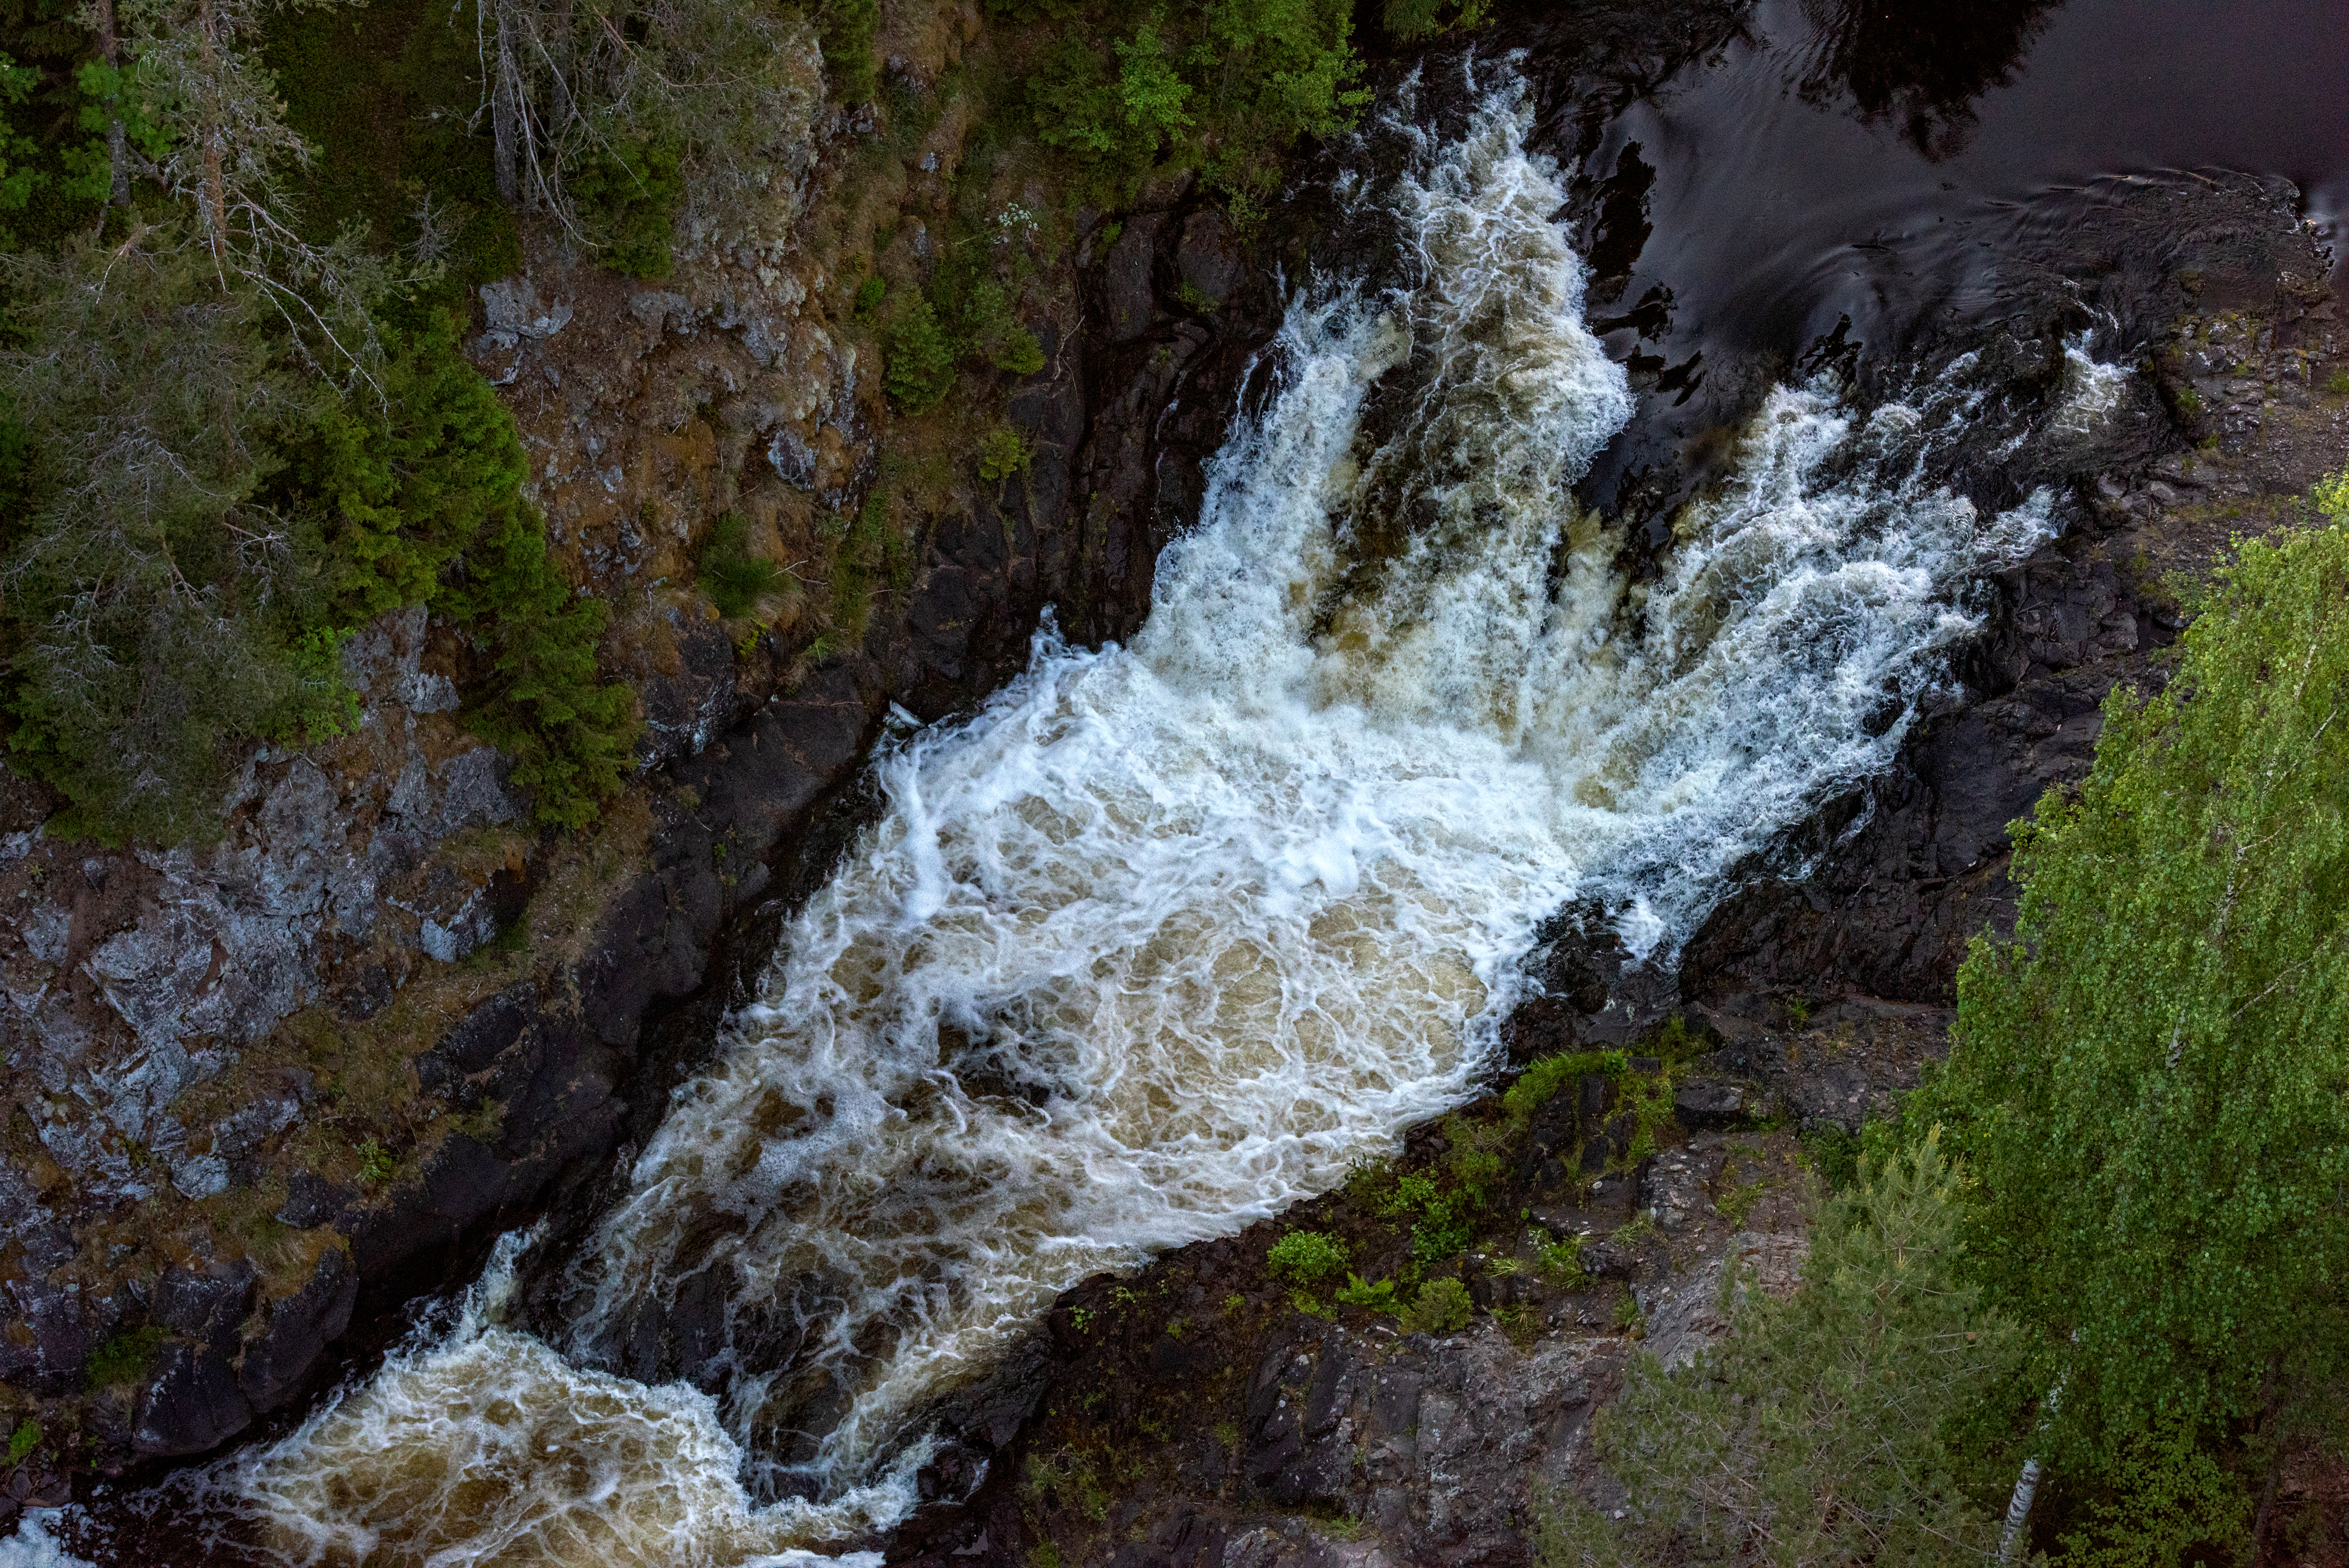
[217,66,2055,1566]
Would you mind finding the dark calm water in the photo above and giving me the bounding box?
[1550,0,2349,502]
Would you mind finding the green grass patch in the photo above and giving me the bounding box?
[86,1326,167,1390]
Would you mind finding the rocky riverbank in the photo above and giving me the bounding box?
[0,21,1295,1513]
[2,0,2344,1555]
[852,155,2349,1568]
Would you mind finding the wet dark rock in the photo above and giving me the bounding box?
[1672,1077,1749,1128]
[239,1247,358,1414]
[132,1342,252,1459]
[152,1263,255,1352]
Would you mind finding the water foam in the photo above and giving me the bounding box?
[231,68,2055,1559]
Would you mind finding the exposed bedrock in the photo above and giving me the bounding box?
[0,179,1288,1489]
[860,164,2348,1568]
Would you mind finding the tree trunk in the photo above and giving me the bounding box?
[488,0,524,207]
[1997,1456,2043,1563]
[91,0,130,206]
[195,0,227,262]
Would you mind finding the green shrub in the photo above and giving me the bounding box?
[1018,0,1364,210]
[696,512,783,618]
[1334,1273,1399,1313]
[86,1326,167,1389]
[1536,1236,1587,1289]
[1501,1050,1626,1127]
[1379,0,1488,42]
[5,1417,39,1466]
[564,135,684,281]
[356,1136,397,1186]
[1398,1277,1472,1335]
[817,0,880,103]
[884,294,958,413]
[978,425,1033,483]
[1544,1135,2025,1566]
[853,274,887,319]
[1266,1229,1350,1292]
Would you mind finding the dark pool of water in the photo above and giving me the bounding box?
[1544,0,2349,506]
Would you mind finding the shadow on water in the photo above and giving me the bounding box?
[1793,0,2058,161]
[1535,0,2349,524]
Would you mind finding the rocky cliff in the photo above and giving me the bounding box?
[0,7,1295,1509]
[2,1,2345,1556]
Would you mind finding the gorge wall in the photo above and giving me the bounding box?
[0,0,2344,1561]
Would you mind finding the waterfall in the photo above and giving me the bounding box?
[217,65,2052,1566]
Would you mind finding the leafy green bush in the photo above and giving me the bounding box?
[5,1417,40,1466]
[1017,0,1365,211]
[1921,478,2349,1520]
[1379,0,1488,42]
[1536,1235,1587,1289]
[1397,1276,1471,1335]
[978,425,1033,483]
[884,294,958,413]
[696,512,783,618]
[817,0,880,103]
[1543,1135,2025,1566]
[85,1327,167,1390]
[1266,1229,1350,1292]
[1334,1272,1400,1313]
[1501,1050,1626,1127]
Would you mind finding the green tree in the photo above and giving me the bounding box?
[1922,480,2349,1533]
[0,226,342,842]
[1544,1135,2025,1567]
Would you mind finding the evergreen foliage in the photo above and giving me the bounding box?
[1543,1135,2025,1567]
[1015,0,1367,213]
[884,292,958,413]
[695,511,783,618]
[0,0,636,840]
[816,0,879,103]
[1920,483,2349,1518]
[0,225,347,842]
[1396,1275,1470,1334]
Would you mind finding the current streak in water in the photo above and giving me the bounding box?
[220,66,2055,1566]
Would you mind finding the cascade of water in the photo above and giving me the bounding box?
[221,66,2054,1566]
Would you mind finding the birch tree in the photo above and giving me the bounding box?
[1923,479,2349,1552]
[1541,1135,2027,1567]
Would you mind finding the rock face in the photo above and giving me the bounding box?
[1680,172,2345,1016]
[876,1073,1817,1568]
[866,134,2349,1568]
[0,83,1288,1493]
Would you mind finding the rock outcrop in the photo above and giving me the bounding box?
[0,50,1292,1495]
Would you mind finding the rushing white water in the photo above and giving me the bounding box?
[228,69,2054,1564]
[0,1512,96,1568]
[2052,329,2132,435]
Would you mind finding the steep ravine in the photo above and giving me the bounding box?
[0,50,1299,1535]
[1,3,2343,1563]
[871,164,2348,1568]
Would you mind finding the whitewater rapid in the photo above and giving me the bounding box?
[215,67,2054,1566]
